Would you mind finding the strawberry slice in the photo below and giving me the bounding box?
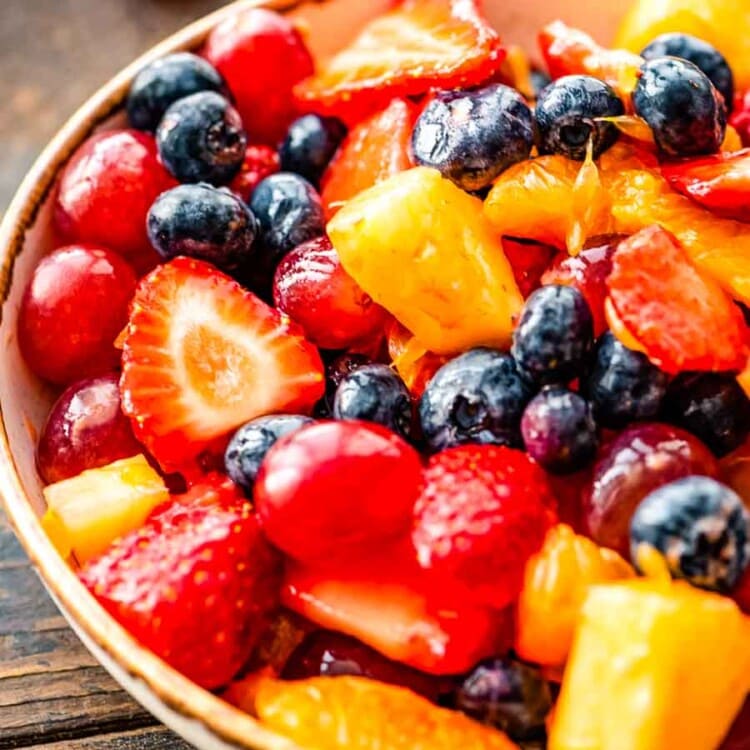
[120,257,324,470]
[606,226,749,374]
[321,98,418,219]
[662,150,750,223]
[294,0,506,123]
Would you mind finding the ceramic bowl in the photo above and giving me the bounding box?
[0,1,625,747]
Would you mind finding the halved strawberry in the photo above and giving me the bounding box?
[321,98,418,219]
[662,150,750,223]
[120,257,324,470]
[294,0,505,123]
[606,226,749,374]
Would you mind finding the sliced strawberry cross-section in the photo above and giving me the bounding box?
[606,225,749,374]
[120,257,324,470]
[294,0,506,123]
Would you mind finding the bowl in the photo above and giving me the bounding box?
[0,1,625,748]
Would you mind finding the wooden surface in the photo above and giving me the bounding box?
[0,3,228,747]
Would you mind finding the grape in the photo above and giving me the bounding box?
[37,373,142,484]
[582,422,719,557]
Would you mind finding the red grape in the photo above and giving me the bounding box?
[229,144,280,203]
[583,422,720,557]
[18,244,137,385]
[273,236,389,350]
[37,373,143,484]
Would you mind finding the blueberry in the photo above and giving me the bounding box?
[664,372,750,457]
[521,385,598,474]
[247,173,326,295]
[156,91,247,184]
[632,57,727,156]
[419,348,534,453]
[333,364,413,440]
[279,114,347,187]
[582,332,669,429]
[126,53,228,132]
[147,183,257,272]
[535,75,624,160]
[453,658,552,741]
[224,414,314,496]
[630,476,750,591]
[530,69,552,98]
[411,84,534,191]
[315,353,372,417]
[511,285,594,385]
[640,33,734,111]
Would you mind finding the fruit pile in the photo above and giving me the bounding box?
[16,1,750,748]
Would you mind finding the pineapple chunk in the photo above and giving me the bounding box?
[327,167,523,355]
[549,579,750,750]
[42,455,168,563]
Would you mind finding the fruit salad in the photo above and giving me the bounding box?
[14,1,750,748]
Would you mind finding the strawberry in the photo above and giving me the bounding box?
[79,475,281,690]
[606,225,749,373]
[730,90,750,147]
[412,445,557,609]
[501,237,558,299]
[229,144,280,203]
[120,257,324,470]
[294,0,505,124]
[255,421,423,563]
[321,98,418,219]
[282,541,513,675]
[662,150,750,223]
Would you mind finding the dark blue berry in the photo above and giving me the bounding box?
[640,33,734,111]
[419,348,534,453]
[630,476,750,591]
[156,91,247,185]
[453,658,552,741]
[521,385,598,474]
[147,183,257,273]
[247,173,326,295]
[411,84,534,191]
[126,53,228,132]
[530,69,552,98]
[664,372,750,457]
[315,353,372,417]
[583,332,669,429]
[333,364,413,440]
[534,75,624,160]
[632,57,727,156]
[224,414,314,495]
[279,114,347,187]
[511,285,594,385]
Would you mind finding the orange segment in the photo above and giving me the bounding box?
[252,675,520,749]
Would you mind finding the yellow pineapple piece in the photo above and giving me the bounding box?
[327,167,523,355]
[42,454,168,563]
[549,578,750,750]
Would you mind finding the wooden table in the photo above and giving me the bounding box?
[0,2,225,747]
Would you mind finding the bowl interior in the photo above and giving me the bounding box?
[0,1,626,748]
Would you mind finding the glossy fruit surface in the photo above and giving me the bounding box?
[37,373,142,485]
[18,244,136,385]
[413,445,556,607]
[272,236,387,350]
[515,524,633,667]
[42,455,168,563]
[321,97,417,219]
[630,476,750,591]
[255,421,422,563]
[583,423,720,557]
[156,91,246,185]
[252,675,519,749]
[328,167,523,356]
[120,257,324,469]
[228,144,280,203]
[501,238,558,300]
[548,579,750,750]
[411,84,533,191]
[202,7,314,144]
[279,114,347,188]
[80,478,280,690]
[317,353,373,417]
[55,130,175,270]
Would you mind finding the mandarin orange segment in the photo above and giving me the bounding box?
[515,524,634,668]
[253,675,520,750]
[386,320,447,397]
[549,579,750,750]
